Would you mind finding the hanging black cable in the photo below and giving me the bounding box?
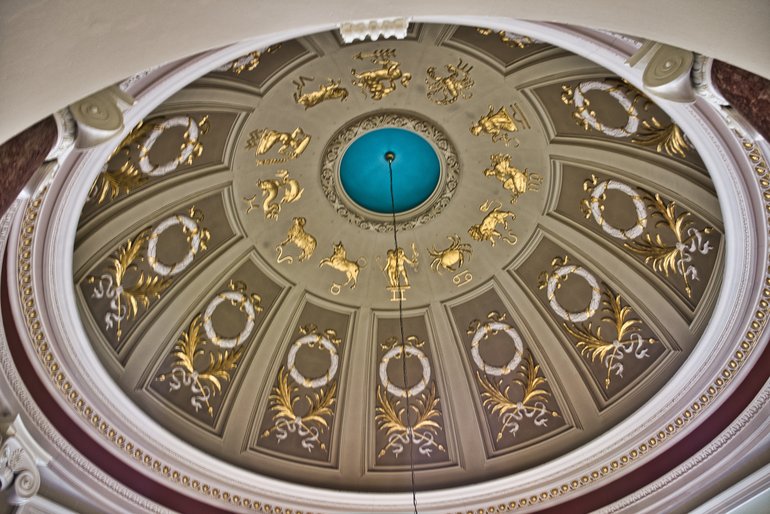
[385,151,418,514]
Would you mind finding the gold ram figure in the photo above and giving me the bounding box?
[292,76,349,109]
[351,49,412,101]
[276,217,317,264]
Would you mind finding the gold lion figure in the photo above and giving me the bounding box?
[482,153,542,203]
[276,217,317,263]
[468,200,518,247]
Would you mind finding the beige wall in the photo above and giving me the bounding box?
[1,0,768,144]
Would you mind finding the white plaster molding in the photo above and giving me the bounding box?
[0,416,51,505]
[626,41,696,103]
[45,109,76,163]
[6,20,768,514]
[339,17,410,43]
[15,495,80,514]
[69,86,136,149]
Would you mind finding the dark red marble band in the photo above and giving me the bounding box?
[0,117,57,216]
[712,61,770,142]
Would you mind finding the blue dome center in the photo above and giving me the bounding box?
[340,128,441,214]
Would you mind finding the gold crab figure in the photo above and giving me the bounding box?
[292,76,349,109]
[468,200,518,247]
[428,235,472,273]
[276,217,317,264]
[244,169,303,220]
[425,60,474,105]
[319,242,367,295]
[482,153,543,203]
[470,105,530,146]
[351,49,412,101]
[246,127,311,166]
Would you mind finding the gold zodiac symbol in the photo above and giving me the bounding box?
[470,104,530,146]
[244,169,303,220]
[428,235,472,274]
[425,59,474,105]
[351,49,412,101]
[245,127,311,166]
[476,28,537,49]
[468,200,518,247]
[276,217,317,264]
[452,270,473,287]
[292,76,349,109]
[220,44,281,74]
[482,153,542,203]
[378,243,419,301]
[319,242,367,295]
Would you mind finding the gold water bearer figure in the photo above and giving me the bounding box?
[470,104,531,146]
[428,235,472,274]
[276,217,317,264]
[468,200,518,247]
[292,76,349,109]
[351,49,412,101]
[482,153,542,203]
[380,243,419,301]
[319,242,367,295]
[425,59,474,105]
[246,127,311,166]
[244,169,303,220]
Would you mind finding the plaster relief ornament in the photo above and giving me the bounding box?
[88,114,209,204]
[425,59,474,105]
[319,242,367,295]
[216,44,281,75]
[470,104,531,147]
[263,325,341,453]
[351,49,412,100]
[156,281,263,416]
[538,256,657,390]
[581,175,714,298]
[476,27,539,49]
[244,169,303,220]
[467,312,559,442]
[482,153,543,203]
[87,207,211,341]
[428,234,472,274]
[276,217,317,264]
[245,127,311,166]
[561,79,691,157]
[376,336,446,459]
[468,200,518,247]
[292,76,349,109]
[378,243,419,301]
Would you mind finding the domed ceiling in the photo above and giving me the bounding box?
[73,24,723,494]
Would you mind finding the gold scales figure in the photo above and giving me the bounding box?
[425,59,474,105]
